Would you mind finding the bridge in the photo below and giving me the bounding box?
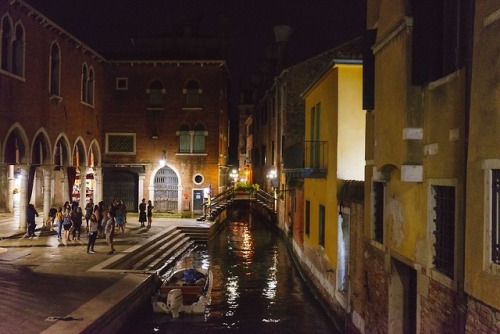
[196,187,277,222]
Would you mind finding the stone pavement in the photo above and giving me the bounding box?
[0,212,210,334]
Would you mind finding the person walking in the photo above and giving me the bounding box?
[104,208,116,255]
[147,200,154,228]
[62,209,73,241]
[26,204,39,238]
[55,207,63,239]
[45,207,57,230]
[84,199,94,231]
[139,198,147,227]
[87,213,98,254]
[72,207,83,240]
[115,202,125,234]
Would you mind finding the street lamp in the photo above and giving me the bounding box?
[229,168,238,184]
[159,150,167,167]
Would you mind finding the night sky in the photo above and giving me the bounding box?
[25,0,366,95]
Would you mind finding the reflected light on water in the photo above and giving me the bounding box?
[229,221,254,266]
[262,248,278,301]
[225,275,240,310]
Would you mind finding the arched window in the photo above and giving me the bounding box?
[81,64,94,104]
[178,124,190,153]
[1,16,12,71]
[12,23,24,76]
[149,80,164,106]
[81,63,88,101]
[193,123,206,153]
[184,80,202,107]
[49,43,61,96]
[86,66,94,104]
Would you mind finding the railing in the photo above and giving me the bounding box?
[198,186,276,221]
[283,140,328,178]
[255,189,275,212]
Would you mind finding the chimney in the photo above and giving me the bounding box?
[273,25,293,73]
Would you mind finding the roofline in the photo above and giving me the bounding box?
[14,0,107,62]
[300,58,362,98]
[107,59,227,66]
[14,1,230,70]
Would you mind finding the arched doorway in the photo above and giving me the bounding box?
[154,166,179,212]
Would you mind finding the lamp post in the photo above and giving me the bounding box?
[230,168,238,185]
[159,150,167,167]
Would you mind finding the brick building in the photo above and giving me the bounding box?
[0,0,230,229]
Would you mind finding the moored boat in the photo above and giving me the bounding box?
[152,267,212,318]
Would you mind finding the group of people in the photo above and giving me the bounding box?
[138,198,154,228]
[29,198,154,255]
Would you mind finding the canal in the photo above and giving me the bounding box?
[120,210,340,333]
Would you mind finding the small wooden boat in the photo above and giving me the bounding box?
[152,267,212,318]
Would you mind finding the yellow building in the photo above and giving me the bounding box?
[465,1,500,331]
[302,56,364,314]
[360,0,498,333]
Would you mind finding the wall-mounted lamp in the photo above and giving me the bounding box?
[229,168,238,183]
[159,150,167,167]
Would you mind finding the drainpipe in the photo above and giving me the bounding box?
[459,0,475,333]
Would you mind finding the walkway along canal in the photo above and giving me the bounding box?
[119,206,340,333]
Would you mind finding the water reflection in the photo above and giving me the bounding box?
[120,211,338,333]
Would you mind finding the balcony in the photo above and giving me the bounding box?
[283,141,328,178]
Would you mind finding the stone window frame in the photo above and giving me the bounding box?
[193,173,204,185]
[116,77,128,90]
[182,79,203,110]
[0,14,24,78]
[483,159,500,276]
[105,132,136,155]
[81,63,95,106]
[427,178,457,289]
[49,42,61,99]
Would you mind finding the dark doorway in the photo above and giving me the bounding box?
[390,258,417,333]
[103,170,138,211]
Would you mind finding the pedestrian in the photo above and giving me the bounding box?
[26,203,39,238]
[96,201,105,237]
[71,200,78,213]
[115,201,125,234]
[104,208,116,255]
[139,198,147,227]
[46,207,57,229]
[86,213,98,254]
[85,199,94,231]
[72,207,83,240]
[147,200,154,228]
[62,209,73,241]
[55,207,63,239]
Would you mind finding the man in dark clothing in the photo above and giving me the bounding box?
[26,204,39,238]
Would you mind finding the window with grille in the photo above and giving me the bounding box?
[432,185,455,279]
[106,133,136,155]
[373,181,384,243]
[492,170,500,265]
[319,204,326,247]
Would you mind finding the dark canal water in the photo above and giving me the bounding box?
[120,211,339,333]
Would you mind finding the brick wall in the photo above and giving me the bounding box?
[347,202,366,333]
[466,296,500,333]
[363,244,388,334]
[420,279,460,333]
